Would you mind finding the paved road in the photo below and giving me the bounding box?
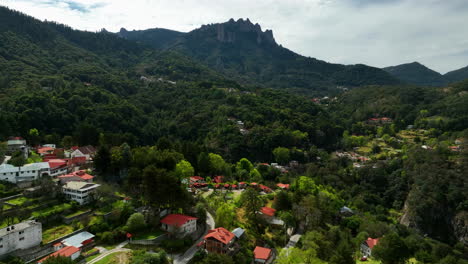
[284,232,302,249]
[172,212,215,264]
[87,241,130,264]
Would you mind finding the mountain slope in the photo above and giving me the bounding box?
[0,6,341,161]
[444,65,468,84]
[118,18,400,94]
[383,62,468,87]
[383,62,445,86]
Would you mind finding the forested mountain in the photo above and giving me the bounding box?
[383,62,445,87]
[117,18,400,94]
[445,65,468,84]
[0,6,340,162]
[384,62,468,86]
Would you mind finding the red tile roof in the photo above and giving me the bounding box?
[277,183,290,189]
[38,246,80,263]
[260,185,272,192]
[254,246,272,260]
[261,207,276,217]
[224,184,230,188]
[250,182,258,186]
[47,159,68,169]
[204,227,235,245]
[214,176,224,183]
[365,237,379,249]
[190,176,204,181]
[160,214,197,227]
[37,147,54,154]
[58,170,94,181]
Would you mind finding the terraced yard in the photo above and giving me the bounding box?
[42,225,74,243]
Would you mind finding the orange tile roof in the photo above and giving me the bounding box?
[261,207,276,217]
[365,237,379,249]
[204,227,235,245]
[38,246,80,263]
[254,246,272,260]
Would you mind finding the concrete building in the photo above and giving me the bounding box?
[0,220,42,257]
[63,181,100,205]
[0,163,50,184]
[6,137,27,154]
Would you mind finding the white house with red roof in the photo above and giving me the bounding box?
[276,183,290,190]
[37,246,81,263]
[361,237,379,257]
[189,176,205,184]
[203,227,236,254]
[58,170,94,185]
[47,159,69,177]
[160,214,198,237]
[254,246,274,263]
[70,146,96,162]
[259,207,284,226]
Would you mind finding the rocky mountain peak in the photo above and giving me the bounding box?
[214,18,276,45]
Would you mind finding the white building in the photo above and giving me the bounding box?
[63,181,100,205]
[6,137,27,154]
[160,214,198,237]
[0,220,42,257]
[0,163,50,184]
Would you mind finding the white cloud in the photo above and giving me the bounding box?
[2,0,468,73]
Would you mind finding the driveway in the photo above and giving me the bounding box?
[87,241,130,264]
[172,212,215,264]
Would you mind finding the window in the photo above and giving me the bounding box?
[19,237,24,241]
[19,231,24,235]
[0,245,3,248]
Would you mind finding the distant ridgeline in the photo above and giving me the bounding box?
[117,18,400,94]
[383,62,468,87]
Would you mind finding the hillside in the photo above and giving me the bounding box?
[384,62,468,86]
[0,6,339,161]
[118,18,400,94]
[444,65,468,84]
[383,62,445,86]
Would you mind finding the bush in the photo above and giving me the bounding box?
[126,212,146,233]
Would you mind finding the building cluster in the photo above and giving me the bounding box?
[1,137,100,205]
[367,117,393,125]
[37,231,95,263]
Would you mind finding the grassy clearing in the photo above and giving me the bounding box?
[64,209,90,218]
[133,229,164,240]
[32,203,72,218]
[7,196,31,205]
[95,252,131,264]
[42,225,74,243]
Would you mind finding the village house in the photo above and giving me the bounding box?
[231,227,245,239]
[203,227,236,255]
[70,145,96,162]
[46,159,70,177]
[190,176,205,184]
[56,231,95,251]
[160,214,198,237]
[62,181,100,205]
[0,162,50,184]
[37,246,81,263]
[0,220,42,257]
[259,207,284,226]
[6,137,28,156]
[361,237,379,257]
[58,170,94,185]
[259,185,272,193]
[253,246,275,264]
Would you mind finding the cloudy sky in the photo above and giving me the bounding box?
[2,0,468,73]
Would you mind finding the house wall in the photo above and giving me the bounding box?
[162,220,197,236]
[205,239,227,254]
[0,167,49,184]
[63,188,95,205]
[0,222,42,257]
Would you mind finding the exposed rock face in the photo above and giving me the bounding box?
[214,18,276,45]
[452,211,468,245]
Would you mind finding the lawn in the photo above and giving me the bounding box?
[133,229,164,240]
[32,203,72,218]
[95,252,131,264]
[64,209,90,218]
[42,225,74,243]
[6,196,31,206]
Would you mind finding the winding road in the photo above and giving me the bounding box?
[172,212,215,264]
